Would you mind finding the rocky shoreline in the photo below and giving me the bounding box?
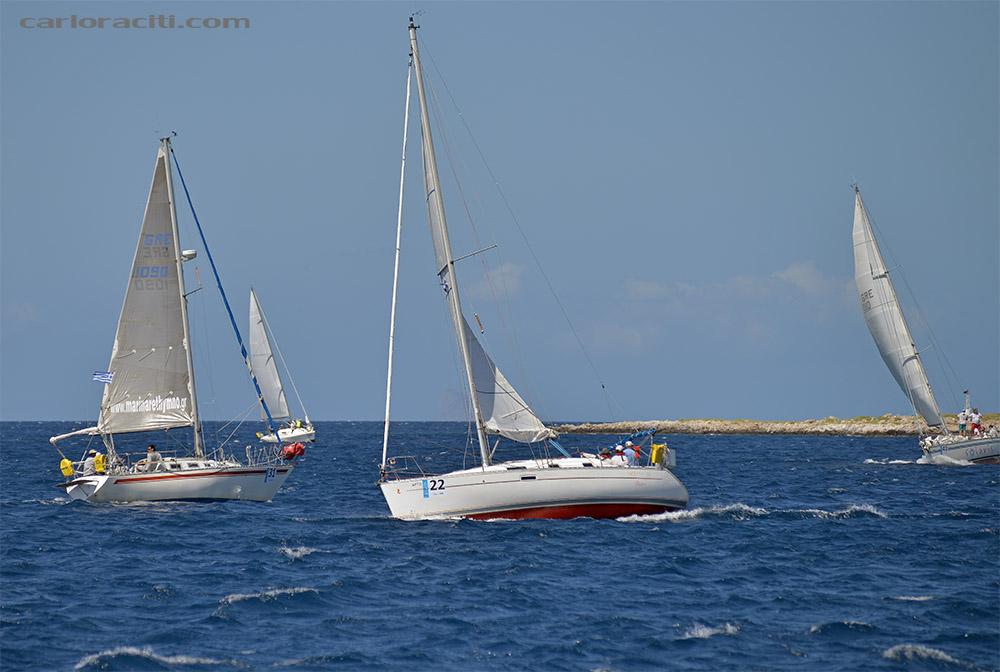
[552,413,999,437]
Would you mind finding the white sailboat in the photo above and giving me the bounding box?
[49,138,298,502]
[853,186,999,464]
[249,288,315,444]
[377,19,689,520]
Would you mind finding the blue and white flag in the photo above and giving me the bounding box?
[92,370,114,384]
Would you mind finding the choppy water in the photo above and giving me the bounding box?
[2,421,997,671]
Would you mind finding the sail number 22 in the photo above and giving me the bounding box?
[421,478,446,499]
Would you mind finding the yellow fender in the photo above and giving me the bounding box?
[59,458,74,478]
[94,453,106,474]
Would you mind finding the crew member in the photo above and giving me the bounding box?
[82,450,97,476]
[145,444,163,472]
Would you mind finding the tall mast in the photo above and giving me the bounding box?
[409,18,491,466]
[162,137,203,456]
[381,57,413,473]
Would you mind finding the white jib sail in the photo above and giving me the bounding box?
[462,317,557,444]
[853,189,942,427]
[249,289,290,421]
[98,146,196,435]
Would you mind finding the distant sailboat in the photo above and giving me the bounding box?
[377,19,689,519]
[249,288,315,444]
[853,186,999,464]
[49,138,300,502]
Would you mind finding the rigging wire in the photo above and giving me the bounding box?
[420,39,619,421]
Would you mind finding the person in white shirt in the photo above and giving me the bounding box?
[970,409,983,436]
[957,409,968,436]
[82,450,97,476]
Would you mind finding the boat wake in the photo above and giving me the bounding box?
[917,454,975,467]
[74,646,235,670]
[890,595,935,602]
[680,622,740,639]
[863,458,914,465]
[618,502,888,523]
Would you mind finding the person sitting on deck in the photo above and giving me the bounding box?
[623,441,637,466]
[144,444,163,472]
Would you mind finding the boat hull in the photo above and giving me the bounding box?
[380,458,688,520]
[260,426,315,444]
[62,465,293,503]
[924,436,1000,464]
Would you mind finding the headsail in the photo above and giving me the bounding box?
[852,188,942,427]
[98,145,196,435]
[463,318,557,444]
[249,289,290,421]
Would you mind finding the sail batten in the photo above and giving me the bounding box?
[249,289,290,421]
[853,189,943,427]
[98,146,196,435]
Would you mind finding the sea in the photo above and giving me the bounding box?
[1,421,997,671]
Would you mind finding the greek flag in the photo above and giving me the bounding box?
[92,370,114,384]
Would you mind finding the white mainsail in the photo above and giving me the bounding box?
[852,187,943,427]
[463,318,558,444]
[98,145,196,436]
[249,289,290,421]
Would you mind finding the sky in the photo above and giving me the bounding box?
[1,1,997,423]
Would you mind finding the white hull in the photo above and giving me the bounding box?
[260,426,315,444]
[380,457,688,520]
[924,436,1000,465]
[61,464,293,503]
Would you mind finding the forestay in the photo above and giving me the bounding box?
[249,289,290,421]
[852,189,942,427]
[98,146,195,435]
[463,318,557,444]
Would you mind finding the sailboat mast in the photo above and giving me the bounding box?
[409,18,491,466]
[381,58,414,472]
[162,137,204,457]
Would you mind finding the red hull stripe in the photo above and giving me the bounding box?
[465,502,676,520]
[114,469,289,485]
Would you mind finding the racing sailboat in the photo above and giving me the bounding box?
[48,138,299,502]
[377,19,689,519]
[249,288,315,444]
[853,186,999,464]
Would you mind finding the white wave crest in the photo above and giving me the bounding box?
[279,546,319,560]
[220,587,317,606]
[681,622,740,639]
[864,458,914,465]
[799,504,888,519]
[74,646,230,670]
[619,502,887,522]
[891,595,935,602]
[808,620,873,634]
[882,644,961,664]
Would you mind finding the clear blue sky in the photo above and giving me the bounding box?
[2,1,997,422]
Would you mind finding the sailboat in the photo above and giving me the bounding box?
[376,19,689,520]
[249,288,316,444]
[853,186,999,464]
[48,138,299,502]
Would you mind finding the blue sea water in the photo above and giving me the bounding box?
[1,421,997,671]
